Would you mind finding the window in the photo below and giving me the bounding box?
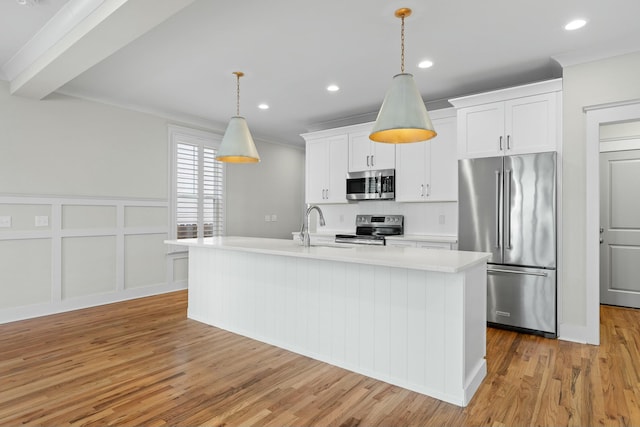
[169,126,225,241]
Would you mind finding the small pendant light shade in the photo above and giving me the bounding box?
[216,116,260,163]
[369,73,436,143]
[215,71,260,163]
[369,8,437,144]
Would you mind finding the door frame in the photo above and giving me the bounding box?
[585,100,640,345]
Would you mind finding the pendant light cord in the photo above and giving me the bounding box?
[400,14,405,73]
[236,73,241,116]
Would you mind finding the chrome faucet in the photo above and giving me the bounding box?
[300,204,326,247]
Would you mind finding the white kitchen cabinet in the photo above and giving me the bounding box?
[348,130,395,172]
[386,239,455,250]
[385,240,416,248]
[451,79,562,159]
[416,241,454,250]
[305,134,348,204]
[395,110,457,202]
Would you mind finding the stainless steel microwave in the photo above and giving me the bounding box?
[346,169,395,201]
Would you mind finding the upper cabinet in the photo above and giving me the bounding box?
[348,128,395,172]
[303,134,348,204]
[450,79,562,159]
[395,109,458,202]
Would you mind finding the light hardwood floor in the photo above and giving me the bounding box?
[1,290,639,426]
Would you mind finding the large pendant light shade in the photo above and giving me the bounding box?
[217,116,260,163]
[215,71,260,163]
[369,73,436,143]
[369,8,436,144]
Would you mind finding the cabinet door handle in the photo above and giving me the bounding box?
[507,135,511,150]
[420,184,424,197]
[371,155,374,167]
[499,136,503,151]
[426,183,430,197]
[366,155,370,167]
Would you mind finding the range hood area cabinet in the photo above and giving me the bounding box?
[304,134,348,204]
[348,129,395,172]
[395,109,458,202]
[450,79,562,159]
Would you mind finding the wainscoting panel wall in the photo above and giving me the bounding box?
[0,196,187,324]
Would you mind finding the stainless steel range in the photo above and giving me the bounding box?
[335,215,403,245]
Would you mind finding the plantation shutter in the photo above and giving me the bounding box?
[176,142,224,239]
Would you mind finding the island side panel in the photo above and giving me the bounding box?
[463,262,488,404]
[185,245,485,407]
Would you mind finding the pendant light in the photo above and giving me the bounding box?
[369,8,436,144]
[215,71,261,163]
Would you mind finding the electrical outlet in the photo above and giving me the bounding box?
[35,215,49,227]
[270,214,277,222]
[438,214,446,225]
[0,216,11,228]
[264,215,271,222]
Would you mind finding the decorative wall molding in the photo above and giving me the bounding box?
[0,194,186,324]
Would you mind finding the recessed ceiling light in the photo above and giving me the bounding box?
[327,84,340,92]
[418,60,434,69]
[258,103,269,110]
[565,19,587,31]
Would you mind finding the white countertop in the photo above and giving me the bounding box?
[166,236,488,273]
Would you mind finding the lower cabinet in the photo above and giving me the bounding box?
[386,240,455,250]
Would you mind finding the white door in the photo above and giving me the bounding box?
[428,116,457,201]
[600,149,640,307]
[370,139,396,170]
[326,135,348,203]
[504,92,558,155]
[457,102,504,158]
[348,132,372,172]
[395,141,427,202]
[305,140,327,204]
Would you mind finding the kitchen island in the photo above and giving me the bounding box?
[166,236,491,406]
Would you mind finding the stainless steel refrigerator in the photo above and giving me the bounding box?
[458,152,557,338]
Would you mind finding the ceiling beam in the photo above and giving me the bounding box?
[9,0,196,99]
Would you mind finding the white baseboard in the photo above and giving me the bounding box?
[558,322,589,344]
[0,282,187,325]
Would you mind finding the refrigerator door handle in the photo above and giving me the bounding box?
[488,268,548,277]
[495,170,501,248]
[505,168,512,250]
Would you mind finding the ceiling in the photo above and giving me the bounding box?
[3,0,640,147]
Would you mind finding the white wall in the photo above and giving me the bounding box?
[0,80,305,322]
[0,86,168,198]
[560,51,640,336]
[226,140,305,239]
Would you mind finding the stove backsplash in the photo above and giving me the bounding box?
[309,201,457,236]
